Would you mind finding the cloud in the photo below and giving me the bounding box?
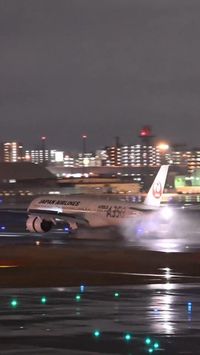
[0,0,200,149]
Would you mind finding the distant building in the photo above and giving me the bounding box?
[0,162,58,199]
[50,150,64,163]
[64,154,75,167]
[105,144,160,167]
[3,126,200,179]
[0,142,24,162]
[106,146,122,166]
[0,162,54,183]
[25,149,49,164]
[169,144,188,166]
[105,126,160,167]
[187,148,200,174]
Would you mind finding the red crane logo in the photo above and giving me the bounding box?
[152,181,162,198]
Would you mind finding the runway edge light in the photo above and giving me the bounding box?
[145,337,151,345]
[10,299,18,308]
[124,333,133,341]
[75,294,81,301]
[154,342,159,349]
[41,296,47,304]
[93,329,101,338]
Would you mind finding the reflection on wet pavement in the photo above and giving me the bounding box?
[1,283,200,354]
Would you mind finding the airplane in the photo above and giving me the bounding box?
[26,165,169,235]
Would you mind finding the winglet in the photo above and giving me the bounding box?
[143,165,169,207]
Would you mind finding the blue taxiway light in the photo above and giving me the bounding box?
[80,285,85,293]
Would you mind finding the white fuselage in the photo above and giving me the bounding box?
[28,194,146,228]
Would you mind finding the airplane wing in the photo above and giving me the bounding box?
[0,208,27,213]
[27,206,98,227]
[26,203,102,232]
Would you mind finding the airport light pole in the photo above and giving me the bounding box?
[82,134,87,177]
[41,136,47,166]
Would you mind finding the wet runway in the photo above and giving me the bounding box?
[0,209,200,353]
[1,230,200,254]
[1,207,200,253]
[0,283,200,354]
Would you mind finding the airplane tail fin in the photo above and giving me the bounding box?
[143,165,169,208]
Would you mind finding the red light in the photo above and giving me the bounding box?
[41,136,46,140]
[140,130,147,136]
[139,126,152,137]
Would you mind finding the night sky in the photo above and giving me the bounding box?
[1,0,200,151]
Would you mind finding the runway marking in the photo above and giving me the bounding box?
[0,233,31,237]
[86,270,200,280]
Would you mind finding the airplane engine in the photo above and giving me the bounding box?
[26,216,54,233]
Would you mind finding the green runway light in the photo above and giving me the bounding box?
[153,342,159,349]
[124,333,132,341]
[114,292,120,298]
[41,296,47,304]
[75,294,81,301]
[148,349,153,353]
[145,337,151,345]
[10,299,18,308]
[93,330,100,337]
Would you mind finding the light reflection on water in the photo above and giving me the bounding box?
[149,284,174,334]
[0,284,200,353]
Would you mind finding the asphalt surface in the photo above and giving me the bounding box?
[0,208,200,353]
[0,283,200,354]
[0,208,200,286]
